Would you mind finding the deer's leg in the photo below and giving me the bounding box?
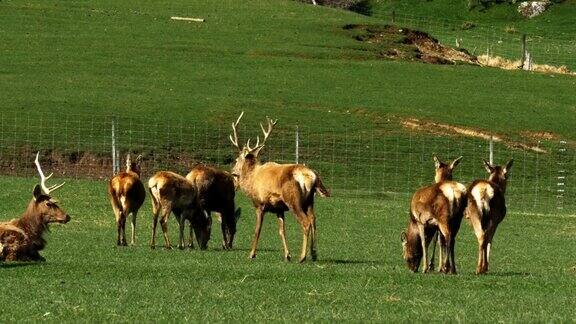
[437,223,454,274]
[113,206,125,246]
[249,207,265,259]
[290,204,310,263]
[276,212,291,261]
[416,223,428,273]
[468,212,485,274]
[119,214,127,246]
[175,212,185,250]
[428,231,438,271]
[130,210,138,246]
[188,220,195,249]
[482,223,497,274]
[306,205,318,261]
[150,196,160,249]
[160,207,172,249]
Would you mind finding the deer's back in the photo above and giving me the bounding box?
[411,181,467,225]
[149,171,197,209]
[186,166,235,213]
[249,163,316,204]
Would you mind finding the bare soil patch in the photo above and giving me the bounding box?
[402,118,548,153]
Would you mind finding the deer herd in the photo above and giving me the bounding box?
[0,112,514,275]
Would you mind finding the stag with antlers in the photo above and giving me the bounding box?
[108,154,146,246]
[229,112,330,262]
[0,152,70,262]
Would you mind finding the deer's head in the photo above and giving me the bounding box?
[433,155,462,183]
[229,112,277,179]
[484,159,513,193]
[31,152,70,224]
[401,220,422,273]
[126,154,143,177]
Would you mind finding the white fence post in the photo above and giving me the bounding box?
[295,125,299,164]
[489,136,494,165]
[111,117,118,174]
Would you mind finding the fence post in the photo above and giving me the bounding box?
[111,117,118,174]
[489,136,494,165]
[391,10,396,24]
[295,125,299,164]
[520,33,527,68]
[557,140,567,211]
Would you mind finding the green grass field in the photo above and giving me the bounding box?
[0,177,574,321]
[1,0,575,321]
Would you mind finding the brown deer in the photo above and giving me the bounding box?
[108,154,146,246]
[0,152,70,262]
[465,159,513,274]
[148,171,211,250]
[186,165,241,250]
[229,112,330,262]
[401,155,466,274]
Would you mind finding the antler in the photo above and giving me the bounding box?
[229,111,244,151]
[246,117,277,152]
[34,152,65,195]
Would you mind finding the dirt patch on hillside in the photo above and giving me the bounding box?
[344,24,574,75]
[344,24,478,65]
[521,131,559,141]
[402,118,548,153]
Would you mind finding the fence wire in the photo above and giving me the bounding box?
[0,111,573,215]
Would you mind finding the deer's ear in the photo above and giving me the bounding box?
[482,159,493,173]
[400,231,407,243]
[135,154,143,163]
[433,155,441,169]
[33,184,42,201]
[504,159,514,174]
[450,156,463,169]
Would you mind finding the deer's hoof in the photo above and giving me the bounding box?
[284,254,292,262]
[311,252,318,262]
[299,256,306,263]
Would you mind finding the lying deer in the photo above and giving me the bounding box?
[186,165,241,250]
[229,112,330,262]
[401,155,466,274]
[0,152,70,262]
[148,171,211,250]
[108,154,146,246]
[465,159,513,274]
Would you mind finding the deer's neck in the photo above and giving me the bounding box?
[488,175,507,195]
[19,201,49,240]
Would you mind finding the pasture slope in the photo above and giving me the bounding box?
[0,0,575,322]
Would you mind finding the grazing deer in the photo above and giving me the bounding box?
[229,112,330,262]
[465,159,513,274]
[108,154,146,246]
[401,155,466,274]
[0,152,70,262]
[186,165,241,250]
[148,171,211,250]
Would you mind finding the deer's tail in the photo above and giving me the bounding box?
[314,173,331,198]
[108,182,125,215]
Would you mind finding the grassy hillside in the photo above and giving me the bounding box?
[1,0,575,142]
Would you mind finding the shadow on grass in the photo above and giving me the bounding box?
[317,258,383,266]
[485,271,532,277]
[0,262,42,269]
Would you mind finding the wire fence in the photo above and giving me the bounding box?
[0,111,573,216]
[370,10,576,71]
